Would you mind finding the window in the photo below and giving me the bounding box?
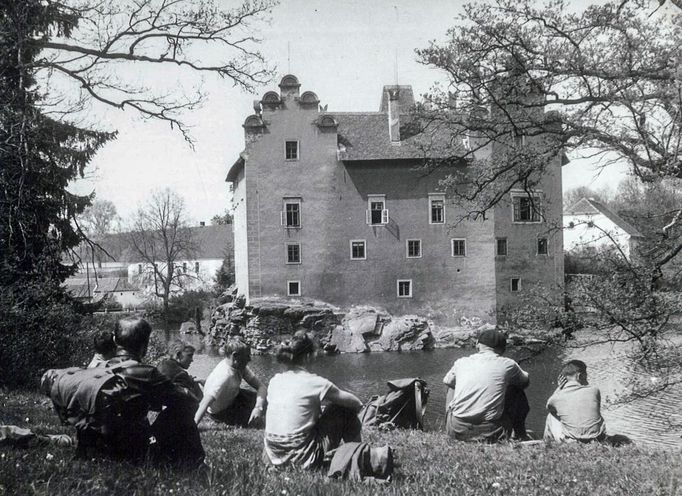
[511,277,521,292]
[282,199,301,228]
[397,279,412,298]
[350,240,366,260]
[406,239,422,258]
[285,140,299,160]
[512,193,542,223]
[286,243,301,264]
[194,262,200,273]
[182,262,187,273]
[366,195,388,225]
[287,280,301,296]
[496,238,507,257]
[451,239,466,257]
[537,237,548,255]
[429,195,445,224]
[137,264,142,275]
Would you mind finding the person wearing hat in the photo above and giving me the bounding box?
[442,329,530,442]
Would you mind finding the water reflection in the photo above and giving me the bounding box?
[177,332,681,449]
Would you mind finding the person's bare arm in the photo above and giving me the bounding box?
[324,384,363,412]
[243,368,267,424]
[194,395,215,425]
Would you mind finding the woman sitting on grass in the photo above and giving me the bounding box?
[263,331,363,470]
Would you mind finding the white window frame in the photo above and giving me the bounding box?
[510,277,521,292]
[537,237,549,256]
[287,280,301,296]
[428,194,445,224]
[511,191,543,224]
[496,238,507,257]
[285,140,299,161]
[406,239,422,258]
[366,194,389,225]
[285,242,302,264]
[349,239,366,260]
[281,198,302,228]
[397,279,412,298]
[451,238,467,257]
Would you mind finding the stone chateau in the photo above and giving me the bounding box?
[225,75,563,327]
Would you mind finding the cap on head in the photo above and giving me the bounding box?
[477,329,507,351]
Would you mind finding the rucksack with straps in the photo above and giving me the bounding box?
[358,378,429,430]
[40,361,138,433]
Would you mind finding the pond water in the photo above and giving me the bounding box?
[177,333,682,449]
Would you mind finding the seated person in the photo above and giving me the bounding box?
[263,331,362,470]
[544,360,606,443]
[443,329,530,442]
[158,340,203,404]
[87,330,116,368]
[194,338,266,427]
[102,318,205,467]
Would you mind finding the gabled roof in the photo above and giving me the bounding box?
[335,112,464,161]
[564,197,644,237]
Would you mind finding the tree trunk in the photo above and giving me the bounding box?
[163,295,170,343]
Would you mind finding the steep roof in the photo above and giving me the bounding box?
[564,198,644,237]
[335,112,463,161]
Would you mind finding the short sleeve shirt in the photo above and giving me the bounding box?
[443,350,528,422]
[546,382,605,440]
[203,360,257,414]
[265,370,333,437]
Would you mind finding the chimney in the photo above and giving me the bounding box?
[387,87,400,143]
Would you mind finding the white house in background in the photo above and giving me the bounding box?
[127,224,233,294]
[563,197,644,259]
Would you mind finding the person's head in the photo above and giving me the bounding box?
[168,339,196,369]
[560,360,588,385]
[276,330,316,366]
[221,337,251,371]
[476,329,507,354]
[93,330,116,359]
[114,318,152,359]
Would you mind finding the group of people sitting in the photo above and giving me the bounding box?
[43,318,610,471]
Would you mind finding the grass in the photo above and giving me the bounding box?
[1,390,681,496]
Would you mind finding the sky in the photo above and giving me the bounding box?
[68,0,628,225]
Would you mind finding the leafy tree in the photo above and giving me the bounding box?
[0,0,274,382]
[417,0,682,399]
[79,199,119,238]
[128,189,197,336]
[211,210,234,225]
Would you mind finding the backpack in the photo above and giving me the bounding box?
[358,378,429,430]
[40,361,138,432]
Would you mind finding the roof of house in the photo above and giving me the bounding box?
[78,224,233,264]
[93,277,140,293]
[564,197,644,237]
[334,112,463,161]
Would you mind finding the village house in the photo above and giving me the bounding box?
[226,75,564,326]
[563,197,643,260]
[65,224,233,307]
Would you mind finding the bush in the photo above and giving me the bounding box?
[0,283,93,388]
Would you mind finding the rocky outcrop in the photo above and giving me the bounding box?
[207,298,436,354]
[206,294,552,354]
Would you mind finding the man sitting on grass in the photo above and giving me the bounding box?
[194,337,267,428]
[87,330,116,368]
[443,329,530,442]
[544,360,606,443]
[158,339,204,404]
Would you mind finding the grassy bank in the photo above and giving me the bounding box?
[1,390,680,496]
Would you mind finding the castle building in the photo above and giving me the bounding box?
[226,75,563,325]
